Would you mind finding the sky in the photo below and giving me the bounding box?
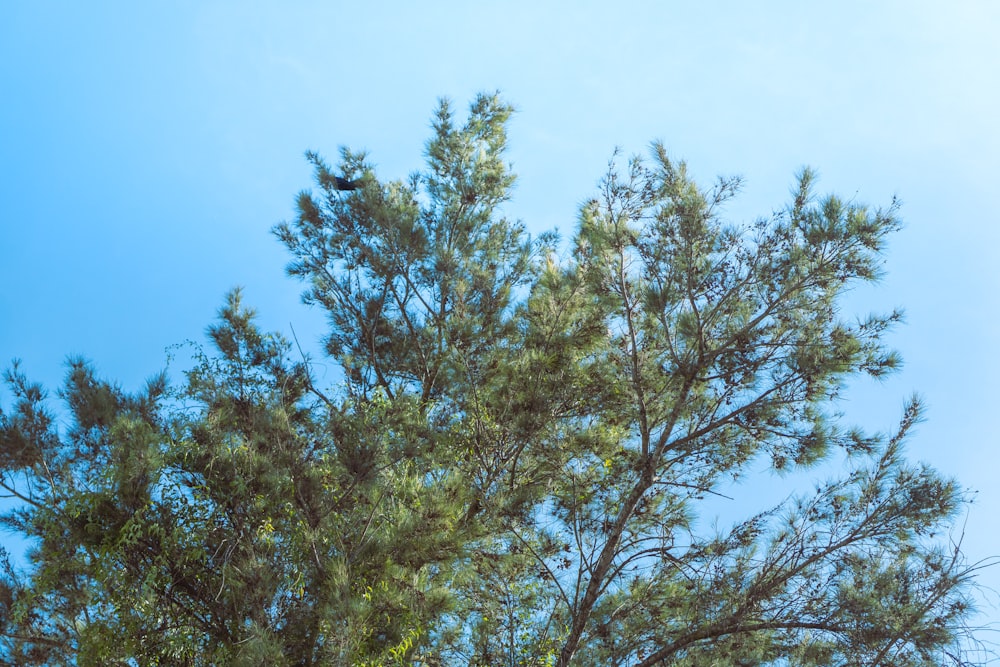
[2,0,999,637]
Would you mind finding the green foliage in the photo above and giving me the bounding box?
[0,94,985,665]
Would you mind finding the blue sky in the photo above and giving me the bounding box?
[2,0,999,632]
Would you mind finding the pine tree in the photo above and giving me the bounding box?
[0,94,985,665]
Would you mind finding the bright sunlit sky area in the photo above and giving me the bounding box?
[2,0,999,632]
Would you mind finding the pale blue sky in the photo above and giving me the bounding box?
[2,0,999,631]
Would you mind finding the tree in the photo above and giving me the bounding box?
[0,93,986,666]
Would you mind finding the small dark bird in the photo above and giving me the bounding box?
[335,176,362,191]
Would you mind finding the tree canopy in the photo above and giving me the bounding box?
[0,94,986,666]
